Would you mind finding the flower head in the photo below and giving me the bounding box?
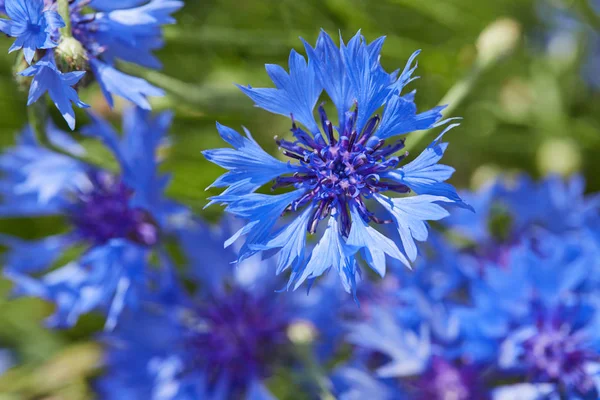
[64,0,182,109]
[0,0,64,63]
[204,30,469,296]
[20,50,88,129]
[0,107,186,329]
[1,0,182,129]
[95,218,334,399]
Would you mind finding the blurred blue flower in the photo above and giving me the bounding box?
[0,107,186,329]
[20,50,88,130]
[446,175,598,266]
[204,30,469,296]
[336,305,491,400]
[0,349,12,376]
[452,231,600,397]
[538,0,600,89]
[0,0,64,64]
[68,0,182,109]
[95,218,339,399]
[1,0,182,129]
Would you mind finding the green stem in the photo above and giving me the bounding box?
[404,63,483,153]
[293,343,335,400]
[572,0,600,32]
[57,0,72,38]
[27,100,102,167]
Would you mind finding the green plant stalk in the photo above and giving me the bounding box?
[293,343,335,400]
[573,0,600,32]
[27,100,112,170]
[57,0,72,38]
[404,63,483,153]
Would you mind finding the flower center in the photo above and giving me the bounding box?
[69,171,159,246]
[523,322,597,394]
[274,104,410,236]
[185,290,290,391]
[416,358,485,400]
[27,22,42,34]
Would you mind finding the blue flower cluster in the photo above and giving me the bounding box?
[1,16,598,399]
[333,176,600,400]
[0,0,182,129]
[0,107,188,329]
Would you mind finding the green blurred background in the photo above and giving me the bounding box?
[0,0,599,398]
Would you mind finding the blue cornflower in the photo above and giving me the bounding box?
[0,0,64,64]
[0,107,187,329]
[451,232,600,397]
[538,0,600,90]
[66,0,182,108]
[20,50,88,130]
[1,0,182,128]
[335,306,491,400]
[445,175,598,265]
[95,218,335,400]
[204,30,470,296]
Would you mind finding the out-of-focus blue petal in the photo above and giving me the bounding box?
[0,234,74,274]
[90,59,164,110]
[346,307,430,377]
[0,124,88,214]
[6,239,148,330]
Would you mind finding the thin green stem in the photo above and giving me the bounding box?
[572,0,600,32]
[27,100,109,169]
[293,343,335,399]
[404,64,483,153]
[57,0,72,38]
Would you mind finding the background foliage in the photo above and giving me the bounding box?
[0,0,598,398]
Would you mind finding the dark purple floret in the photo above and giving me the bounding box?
[275,104,410,237]
[413,357,489,400]
[185,290,291,392]
[69,171,159,246]
[522,317,599,396]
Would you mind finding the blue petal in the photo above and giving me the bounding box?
[292,216,359,295]
[0,124,87,210]
[210,189,305,261]
[347,207,410,276]
[341,32,392,132]
[203,123,299,196]
[302,30,353,125]
[372,91,445,141]
[90,59,164,110]
[346,307,430,377]
[384,124,472,210]
[5,239,148,329]
[0,234,73,274]
[237,49,322,134]
[252,206,312,275]
[375,194,453,261]
[20,51,88,130]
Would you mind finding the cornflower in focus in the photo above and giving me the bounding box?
[0,108,187,329]
[204,30,470,296]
